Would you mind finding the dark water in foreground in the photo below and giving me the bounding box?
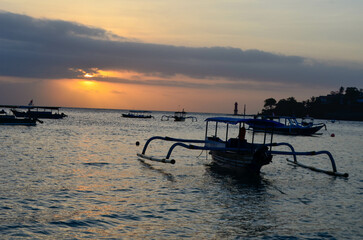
[0,108,362,239]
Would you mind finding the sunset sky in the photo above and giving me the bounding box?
[1,0,362,113]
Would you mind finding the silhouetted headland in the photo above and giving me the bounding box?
[260,87,363,121]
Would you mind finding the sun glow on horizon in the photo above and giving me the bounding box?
[81,80,97,87]
[5,77,289,114]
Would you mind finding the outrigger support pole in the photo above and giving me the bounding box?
[138,136,255,164]
[269,142,348,177]
[165,143,206,159]
[269,142,297,162]
[138,138,209,165]
[141,136,205,155]
[286,159,348,177]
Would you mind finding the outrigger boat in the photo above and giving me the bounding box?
[161,110,197,122]
[11,107,67,119]
[122,110,154,119]
[0,104,67,119]
[137,117,348,177]
[248,115,326,136]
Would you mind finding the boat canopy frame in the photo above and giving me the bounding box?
[204,117,279,147]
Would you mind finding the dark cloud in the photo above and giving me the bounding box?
[92,76,209,89]
[0,11,362,88]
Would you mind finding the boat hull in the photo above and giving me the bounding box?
[210,147,272,174]
[0,117,36,126]
[246,117,326,135]
[174,117,186,122]
[12,110,66,119]
[122,114,153,118]
[251,124,324,135]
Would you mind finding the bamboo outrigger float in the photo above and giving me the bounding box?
[137,117,348,177]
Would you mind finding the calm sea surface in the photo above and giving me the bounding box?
[0,108,362,239]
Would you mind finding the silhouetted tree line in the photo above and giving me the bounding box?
[261,87,363,121]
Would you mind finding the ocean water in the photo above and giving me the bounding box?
[0,108,362,239]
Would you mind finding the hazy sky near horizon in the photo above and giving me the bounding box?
[0,1,362,113]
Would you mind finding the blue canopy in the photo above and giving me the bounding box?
[205,117,284,127]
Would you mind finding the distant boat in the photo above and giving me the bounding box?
[122,110,154,119]
[11,108,67,119]
[249,115,326,136]
[161,109,197,122]
[0,103,67,119]
[0,109,38,126]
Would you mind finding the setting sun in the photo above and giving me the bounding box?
[84,73,94,78]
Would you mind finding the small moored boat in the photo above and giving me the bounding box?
[11,108,67,119]
[7,100,67,119]
[161,109,197,122]
[248,115,326,135]
[0,110,39,126]
[0,102,67,119]
[137,117,348,177]
[122,110,154,119]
